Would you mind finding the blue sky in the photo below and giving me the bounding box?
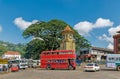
[0,0,120,49]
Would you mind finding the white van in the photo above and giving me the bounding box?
[9,59,28,69]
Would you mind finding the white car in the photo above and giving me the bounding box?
[84,63,100,72]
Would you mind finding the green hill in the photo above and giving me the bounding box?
[0,41,26,57]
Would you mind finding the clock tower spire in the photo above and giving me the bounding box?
[60,26,75,51]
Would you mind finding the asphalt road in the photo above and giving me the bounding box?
[1,67,120,79]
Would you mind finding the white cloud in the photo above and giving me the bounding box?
[74,21,93,35]
[107,43,113,50]
[94,18,113,28]
[14,17,38,30]
[32,20,39,24]
[74,17,113,49]
[99,25,120,42]
[0,25,2,32]
[99,34,114,50]
[98,34,113,43]
[74,18,113,36]
[108,25,120,36]
[98,24,120,49]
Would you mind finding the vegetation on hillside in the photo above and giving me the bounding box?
[0,41,26,57]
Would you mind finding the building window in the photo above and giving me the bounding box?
[118,46,120,51]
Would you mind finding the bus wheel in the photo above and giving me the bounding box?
[117,66,120,71]
[68,65,74,70]
[46,64,51,70]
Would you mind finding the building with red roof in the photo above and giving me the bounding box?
[2,51,21,59]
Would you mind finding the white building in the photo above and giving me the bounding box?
[2,51,21,59]
[78,46,113,61]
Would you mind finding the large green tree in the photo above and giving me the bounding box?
[23,19,91,59]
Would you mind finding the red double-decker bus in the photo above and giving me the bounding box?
[40,50,76,70]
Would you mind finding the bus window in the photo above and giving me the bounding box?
[57,52,59,54]
[116,58,119,61]
[108,58,111,61]
[111,57,115,61]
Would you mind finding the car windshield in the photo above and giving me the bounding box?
[87,64,93,66]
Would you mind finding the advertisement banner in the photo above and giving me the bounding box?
[0,59,8,64]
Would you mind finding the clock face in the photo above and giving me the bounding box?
[69,34,72,39]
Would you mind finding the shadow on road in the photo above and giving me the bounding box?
[100,68,118,71]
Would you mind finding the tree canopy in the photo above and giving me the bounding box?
[23,19,91,59]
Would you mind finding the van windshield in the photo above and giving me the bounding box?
[87,64,93,66]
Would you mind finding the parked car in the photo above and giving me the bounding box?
[84,63,100,72]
